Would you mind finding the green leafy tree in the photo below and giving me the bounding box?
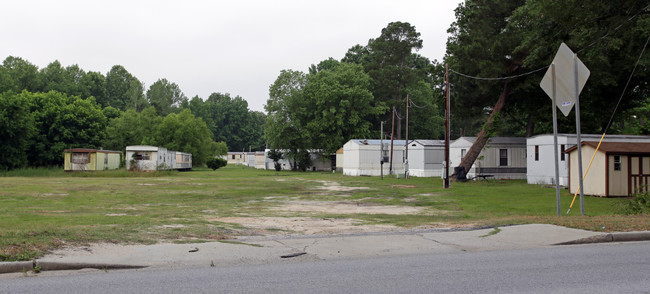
[366,21,423,139]
[1,56,41,93]
[103,107,162,151]
[301,61,386,154]
[445,0,649,179]
[80,71,109,106]
[150,109,214,166]
[0,92,35,169]
[25,91,107,166]
[105,65,147,111]
[210,141,229,157]
[445,0,527,178]
[190,92,264,152]
[146,78,187,116]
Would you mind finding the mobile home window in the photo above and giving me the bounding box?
[461,149,466,159]
[134,152,150,160]
[534,146,539,161]
[104,155,108,165]
[232,155,235,159]
[499,149,508,166]
[614,155,621,171]
[71,152,90,164]
[560,145,565,161]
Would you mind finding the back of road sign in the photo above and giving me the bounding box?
[539,42,590,116]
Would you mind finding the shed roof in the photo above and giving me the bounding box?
[566,141,650,155]
[64,148,120,154]
[454,136,526,145]
[528,133,650,140]
[126,145,164,151]
[411,140,446,147]
[348,139,411,146]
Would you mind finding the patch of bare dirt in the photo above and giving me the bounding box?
[212,217,400,235]
[312,180,372,192]
[391,184,417,188]
[272,200,424,215]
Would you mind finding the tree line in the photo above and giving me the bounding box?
[0,57,263,170]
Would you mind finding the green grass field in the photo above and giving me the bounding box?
[1,165,647,261]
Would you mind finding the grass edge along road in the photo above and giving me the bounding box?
[1,165,647,261]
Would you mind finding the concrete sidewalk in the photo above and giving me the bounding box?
[3,224,650,274]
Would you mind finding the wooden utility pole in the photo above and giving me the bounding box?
[405,95,409,178]
[390,107,395,175]
[444,64,450,189]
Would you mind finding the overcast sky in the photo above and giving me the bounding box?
[2,0,463,112]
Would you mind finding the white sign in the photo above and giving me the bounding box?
[539,43,590,116]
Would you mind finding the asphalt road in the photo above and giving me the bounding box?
[2,242,649,294]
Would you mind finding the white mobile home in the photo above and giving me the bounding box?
[526,134,650,186]
[174,152,192,171]
[343,139,409,177]
[450,137,527,180]
[408,140,446,177]
[126,145,174,171]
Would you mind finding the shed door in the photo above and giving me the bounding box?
[630,156,650,195]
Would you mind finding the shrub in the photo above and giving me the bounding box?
[206,157,227,170]
[624,190,650,215]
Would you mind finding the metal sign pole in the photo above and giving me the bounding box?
[551,64,561,217]
[574,54,585,216]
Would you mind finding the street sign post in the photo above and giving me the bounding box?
[540,43,590,216]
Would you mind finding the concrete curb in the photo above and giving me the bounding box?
[555,231,650,245]
[0,261,34,274]
[0,261,146,274]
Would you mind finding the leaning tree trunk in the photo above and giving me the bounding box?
[452,81,510,180]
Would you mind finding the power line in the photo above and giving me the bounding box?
[576,4,650,54]
[604,34,650,133]
[409,99,427,109]
[449,66,549,81]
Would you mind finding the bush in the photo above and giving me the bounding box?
[624,190,650,215]
[206,157,227,170]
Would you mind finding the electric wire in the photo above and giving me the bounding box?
[449,66,549,81]
[603,34,650,133]
[576,4,650,54]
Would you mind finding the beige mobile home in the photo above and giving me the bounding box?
[450,137,527,179]
[567,141,650,197]
[64,149,121,171]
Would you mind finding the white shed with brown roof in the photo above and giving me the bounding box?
[567,141,650,197]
